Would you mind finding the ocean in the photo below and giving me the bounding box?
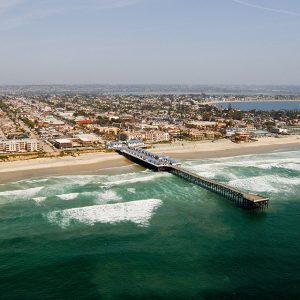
[0,150,299,299]
[216,100,300,111]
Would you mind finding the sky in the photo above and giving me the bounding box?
[0,0,299,85]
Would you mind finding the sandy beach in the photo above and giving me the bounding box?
[0,136,299,183]
[152,136,300,158]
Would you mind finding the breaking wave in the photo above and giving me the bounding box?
[47,199,162,228]
[95,190,122,204]
[229,175,300,193]
[0,186,44,198]
[56,193,80,201]
[185,151,300,180]
[33,197,47,205]
[103,172,171,187]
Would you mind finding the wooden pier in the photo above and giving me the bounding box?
[169,166,268,209]
[117,147,269,210]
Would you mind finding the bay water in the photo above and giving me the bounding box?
[216,100,300,111]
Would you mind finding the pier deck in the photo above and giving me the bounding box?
[117,147,269,209]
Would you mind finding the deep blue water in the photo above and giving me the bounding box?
[216,100,300,111]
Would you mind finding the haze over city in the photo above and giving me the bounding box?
[1,0,300,85]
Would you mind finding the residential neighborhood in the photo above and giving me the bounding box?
[0,94,299,155]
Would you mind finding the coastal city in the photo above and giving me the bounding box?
[0,93,299,159]
[1,0,300,298]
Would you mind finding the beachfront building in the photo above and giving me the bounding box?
[120,131,145,141]
[232,132,250,143]
[0,139,41,153]
[188,129,205,140]
[249,130,270,138]
[73,133,103,147]
[271,127,288,135]
[144,131,170,143]
[54,139,73,149]
[127,140,145,148]
[107,141,126,149]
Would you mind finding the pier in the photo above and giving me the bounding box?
[117,147,269,210]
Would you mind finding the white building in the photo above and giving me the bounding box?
[0,139,41,153]
[144,131,170,142]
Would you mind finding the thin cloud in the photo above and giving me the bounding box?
[232,0,300,17]
[0,8,64,31]
[0,0,144,30]
[0,0,22,12]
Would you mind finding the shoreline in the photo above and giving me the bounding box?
[0,136,299,184]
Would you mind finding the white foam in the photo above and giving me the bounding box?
[56,193,79,201]
[33,197,46,205]
[229,175,300,193]
[26,178,49,183]
[127,188,136,194]
[103,172,171,187]
[57,175,102,185]
[0,186,44,198]
[95,190,122,204]
[47,199,162,228]
[186,153,300,179]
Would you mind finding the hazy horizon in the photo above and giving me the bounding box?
[1,0,300,85]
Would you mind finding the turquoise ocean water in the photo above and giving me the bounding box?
[0,150,300,299]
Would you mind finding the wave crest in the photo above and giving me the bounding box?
[47,199,162,228]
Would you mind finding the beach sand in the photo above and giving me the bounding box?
[0,136,299,183]
[152,136,300,159]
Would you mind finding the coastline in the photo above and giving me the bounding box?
[152,136,300,158]
[0,136,299,184]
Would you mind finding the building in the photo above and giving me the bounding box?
[249,130,270,138]
[73,133,103,146]
[120,131,145,141]
[107,141,126,149]
[75,116,93,125]
[144,131,170,143]
[96,126,120,136]
[26,139,41,152]
[185,121,217,129]
[188,129,205,140]
[127,140,145,148]
[232,132,250,143]
[54,139,73,149]
[271,127,288,135]
[0,139,41,153]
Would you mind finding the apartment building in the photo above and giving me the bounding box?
[0,139,41,153]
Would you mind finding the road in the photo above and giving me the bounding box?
[17,118,57,153]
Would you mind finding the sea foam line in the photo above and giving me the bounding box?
[103,172,171,187]
[229,175,300,193]
[0,186,44,198]
[47,199,162,228]
[56,193,80,201]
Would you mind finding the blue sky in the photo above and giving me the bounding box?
[0,0,299,85]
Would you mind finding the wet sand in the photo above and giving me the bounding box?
[0,156,133,184]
